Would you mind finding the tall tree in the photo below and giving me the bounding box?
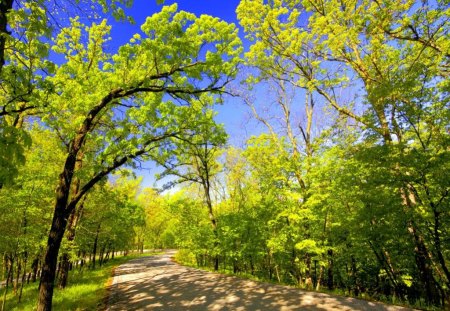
[156,99,226,270]
[0,0,137,185]
[237,0,449,304]
[36,5,241,310]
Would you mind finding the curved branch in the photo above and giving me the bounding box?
[67,132,179,212]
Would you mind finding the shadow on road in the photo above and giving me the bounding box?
[106,252,413,311]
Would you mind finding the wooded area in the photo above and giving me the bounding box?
[0,0,448,310]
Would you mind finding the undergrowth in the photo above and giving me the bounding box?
[1,251,157,311]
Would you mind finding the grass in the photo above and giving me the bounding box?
[1,251,158,311]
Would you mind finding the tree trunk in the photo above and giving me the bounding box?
[57,253,70,289]
[18,255,27,303]
[99,245,106,267]
[58,204,84,288]
[351,256,359,297]
[36,82,110,310]
[92,224,101,270]
[274,264,281,283]
[58,153,85,289]
[37,203,71,311]
[104,249,110,263]
[202,179,219,271]
[31,256,39,283]
[327,249,334,290]
[316,265,323,291]
[14,255,20,295]
[408,222,440,305]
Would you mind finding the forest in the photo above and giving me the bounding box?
[0,0,448,310]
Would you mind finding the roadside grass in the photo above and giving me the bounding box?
[1,251,159,311]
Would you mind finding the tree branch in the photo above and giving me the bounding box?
[66,132,179,212]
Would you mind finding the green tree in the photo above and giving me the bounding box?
[0,126,64,308]
[137,188,177,250]
[36,5,241,310]
[238,0,449,305]
[155,99,226,270]
[0,0,134,185]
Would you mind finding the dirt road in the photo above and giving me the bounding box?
[106,251,413,311]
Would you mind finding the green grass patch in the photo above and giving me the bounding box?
[1,251,159,311]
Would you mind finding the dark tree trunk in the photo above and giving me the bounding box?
[351,256,359,297]
[202,179,219,271]
[409,222,440,305]
[327,249,334,290]
[99,245,106,267]
[92,224,101,270]
[37,203,71,311]
[104,249,110,263]
[58,155,85,289]
[57,253,70,289]
[58,200,84,289]
[55,260,61,281]
[313,260,317,288]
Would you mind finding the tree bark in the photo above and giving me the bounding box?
[92,224,101,270]
[31,257,39,283]
[37,203,71,311]
[327,249,334,290]
[202,171,219,271]
[58,154,84,289]
[58,197,85,289]
[99,245,106,267]
[408,221,440,305]
[57,253,70,289]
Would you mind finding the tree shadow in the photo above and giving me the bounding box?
[106,253,414,311]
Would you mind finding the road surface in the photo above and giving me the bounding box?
[106,251,413,311]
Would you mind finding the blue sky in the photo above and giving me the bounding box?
[127,0,241,24]
[109,0,251,146]
[109,0,243,49]
[106,1,254,189]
